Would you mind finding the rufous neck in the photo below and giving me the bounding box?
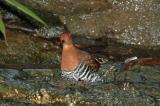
[63,43,75,50]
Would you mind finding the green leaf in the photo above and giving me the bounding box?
[5,0,48,27]
[0,15,6,40]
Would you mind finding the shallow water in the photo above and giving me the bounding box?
[0,61,159,106]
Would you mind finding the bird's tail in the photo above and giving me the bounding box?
[123,57,160,70]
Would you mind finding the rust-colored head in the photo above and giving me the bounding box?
[60,32,72,44]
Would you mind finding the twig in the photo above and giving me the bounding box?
[6,24,36,33]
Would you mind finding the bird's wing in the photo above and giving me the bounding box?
[78,50,100,72]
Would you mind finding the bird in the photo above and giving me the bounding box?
[60,32,103,82]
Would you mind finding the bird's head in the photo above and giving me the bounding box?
[60,32,73,45]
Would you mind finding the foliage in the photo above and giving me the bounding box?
[0,0,48,40]
[0,15,6,40]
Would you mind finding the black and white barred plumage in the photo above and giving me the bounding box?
[61,63,103,82]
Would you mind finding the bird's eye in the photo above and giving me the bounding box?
[60,39,64,43]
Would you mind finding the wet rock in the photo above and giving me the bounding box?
[0,64,160,105]
[0,30,60,64]
[13,0,160,47]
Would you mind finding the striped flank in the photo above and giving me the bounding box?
[62,63,103,82]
